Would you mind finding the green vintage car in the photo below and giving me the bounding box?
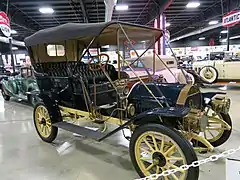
[0,66,40,106]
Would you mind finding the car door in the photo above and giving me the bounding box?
[213,60,225,79]
[223,60,240,80]
[20,67,30,94]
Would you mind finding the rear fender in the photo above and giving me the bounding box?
[132,107,190,127]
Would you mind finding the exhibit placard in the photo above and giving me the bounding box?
[226,158,240,180]
[0,11,11,37]
[222,10,240,27]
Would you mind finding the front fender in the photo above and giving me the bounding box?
[132,106,190,126]
[0,80,12,96]
[27,82,40,95]
[39,93,62,122]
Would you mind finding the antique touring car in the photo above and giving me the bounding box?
[25,22,232,179]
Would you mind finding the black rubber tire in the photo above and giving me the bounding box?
[129,124,199,180]
[33,102,58,143]
[1,90,10,101]
[199,113,232,148]
[199,66,218,83]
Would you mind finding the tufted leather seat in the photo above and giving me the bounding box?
[33,61,117,83]
[33,61,119,107]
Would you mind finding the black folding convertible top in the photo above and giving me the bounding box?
[24,21,162,46]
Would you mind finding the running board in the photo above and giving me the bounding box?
[52,121,105,141]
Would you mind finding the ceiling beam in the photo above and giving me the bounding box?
[104,0,115,22]
[170,23,223,42]
[144,0,174,25]
[79,0,89,23]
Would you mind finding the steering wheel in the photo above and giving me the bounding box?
[88,53,110,71]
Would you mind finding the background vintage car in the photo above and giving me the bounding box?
[0,66,40,106]
[192,52,240,83]
[119,55,193,84]
[0,65,11,81]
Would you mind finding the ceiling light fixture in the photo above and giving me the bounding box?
[221,30,228,34]
[186,2,200,8]
[39,7,54,14]
[209,20,219,25]
[230,35,240,40]
[11,30,17,34]
[12,47,18,50]
[199,37,205,40]
[115,4,128,11]
[166,22,171,27]
[220,38,227,43]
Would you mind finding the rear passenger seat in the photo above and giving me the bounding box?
[33,61,118,106]
[33,61,118,89]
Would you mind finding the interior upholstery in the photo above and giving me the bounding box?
[33,61,118,84]
[33,61,118,107]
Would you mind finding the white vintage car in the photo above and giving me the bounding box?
[121,55,194,84]
[192,52,240,83]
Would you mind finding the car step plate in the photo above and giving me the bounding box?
[52,121,105,141]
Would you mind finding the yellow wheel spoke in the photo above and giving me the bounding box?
[151,135,159,151]
[156,166,160,174]
[162,168,170,180]
[40,107,44,116]
[164,176,169,180]
[168,156,184,161]
[37,112,41,118]
[207,130,215,138]
[168,163,184,173]
[140,147,151,155]
[140,156,152,161]
[45,127,50,135]
[171,173,179,180]
[208,121,220,124]
[206,127,226,131]
[164,145,176,156]
[46,122,51,127]
[143,137,154,152]
[44,126,47,135]
[160,136,165,152]
[204,130,207,139]
[146,163,155,171]
[40,124,44,132]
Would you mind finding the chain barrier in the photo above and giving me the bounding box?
[135,145,240,180]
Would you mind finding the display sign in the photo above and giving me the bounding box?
[226,158,240,180]
[124,39,136,47]
[209,39,215,46]
[0,11,10,37]
[222,10,240,27]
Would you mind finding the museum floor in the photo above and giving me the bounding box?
[0,86,240,180]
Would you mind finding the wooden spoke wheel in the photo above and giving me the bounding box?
[33,102,58,143]
[199,66,218,84]
[130,124,199,180]
[200,106,232,147]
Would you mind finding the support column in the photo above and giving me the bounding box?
[104,0,116,22]
[154,14,166,55]
[226,0,231,51]
[9,37,15,73]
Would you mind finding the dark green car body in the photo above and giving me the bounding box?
[0,66,40,106]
